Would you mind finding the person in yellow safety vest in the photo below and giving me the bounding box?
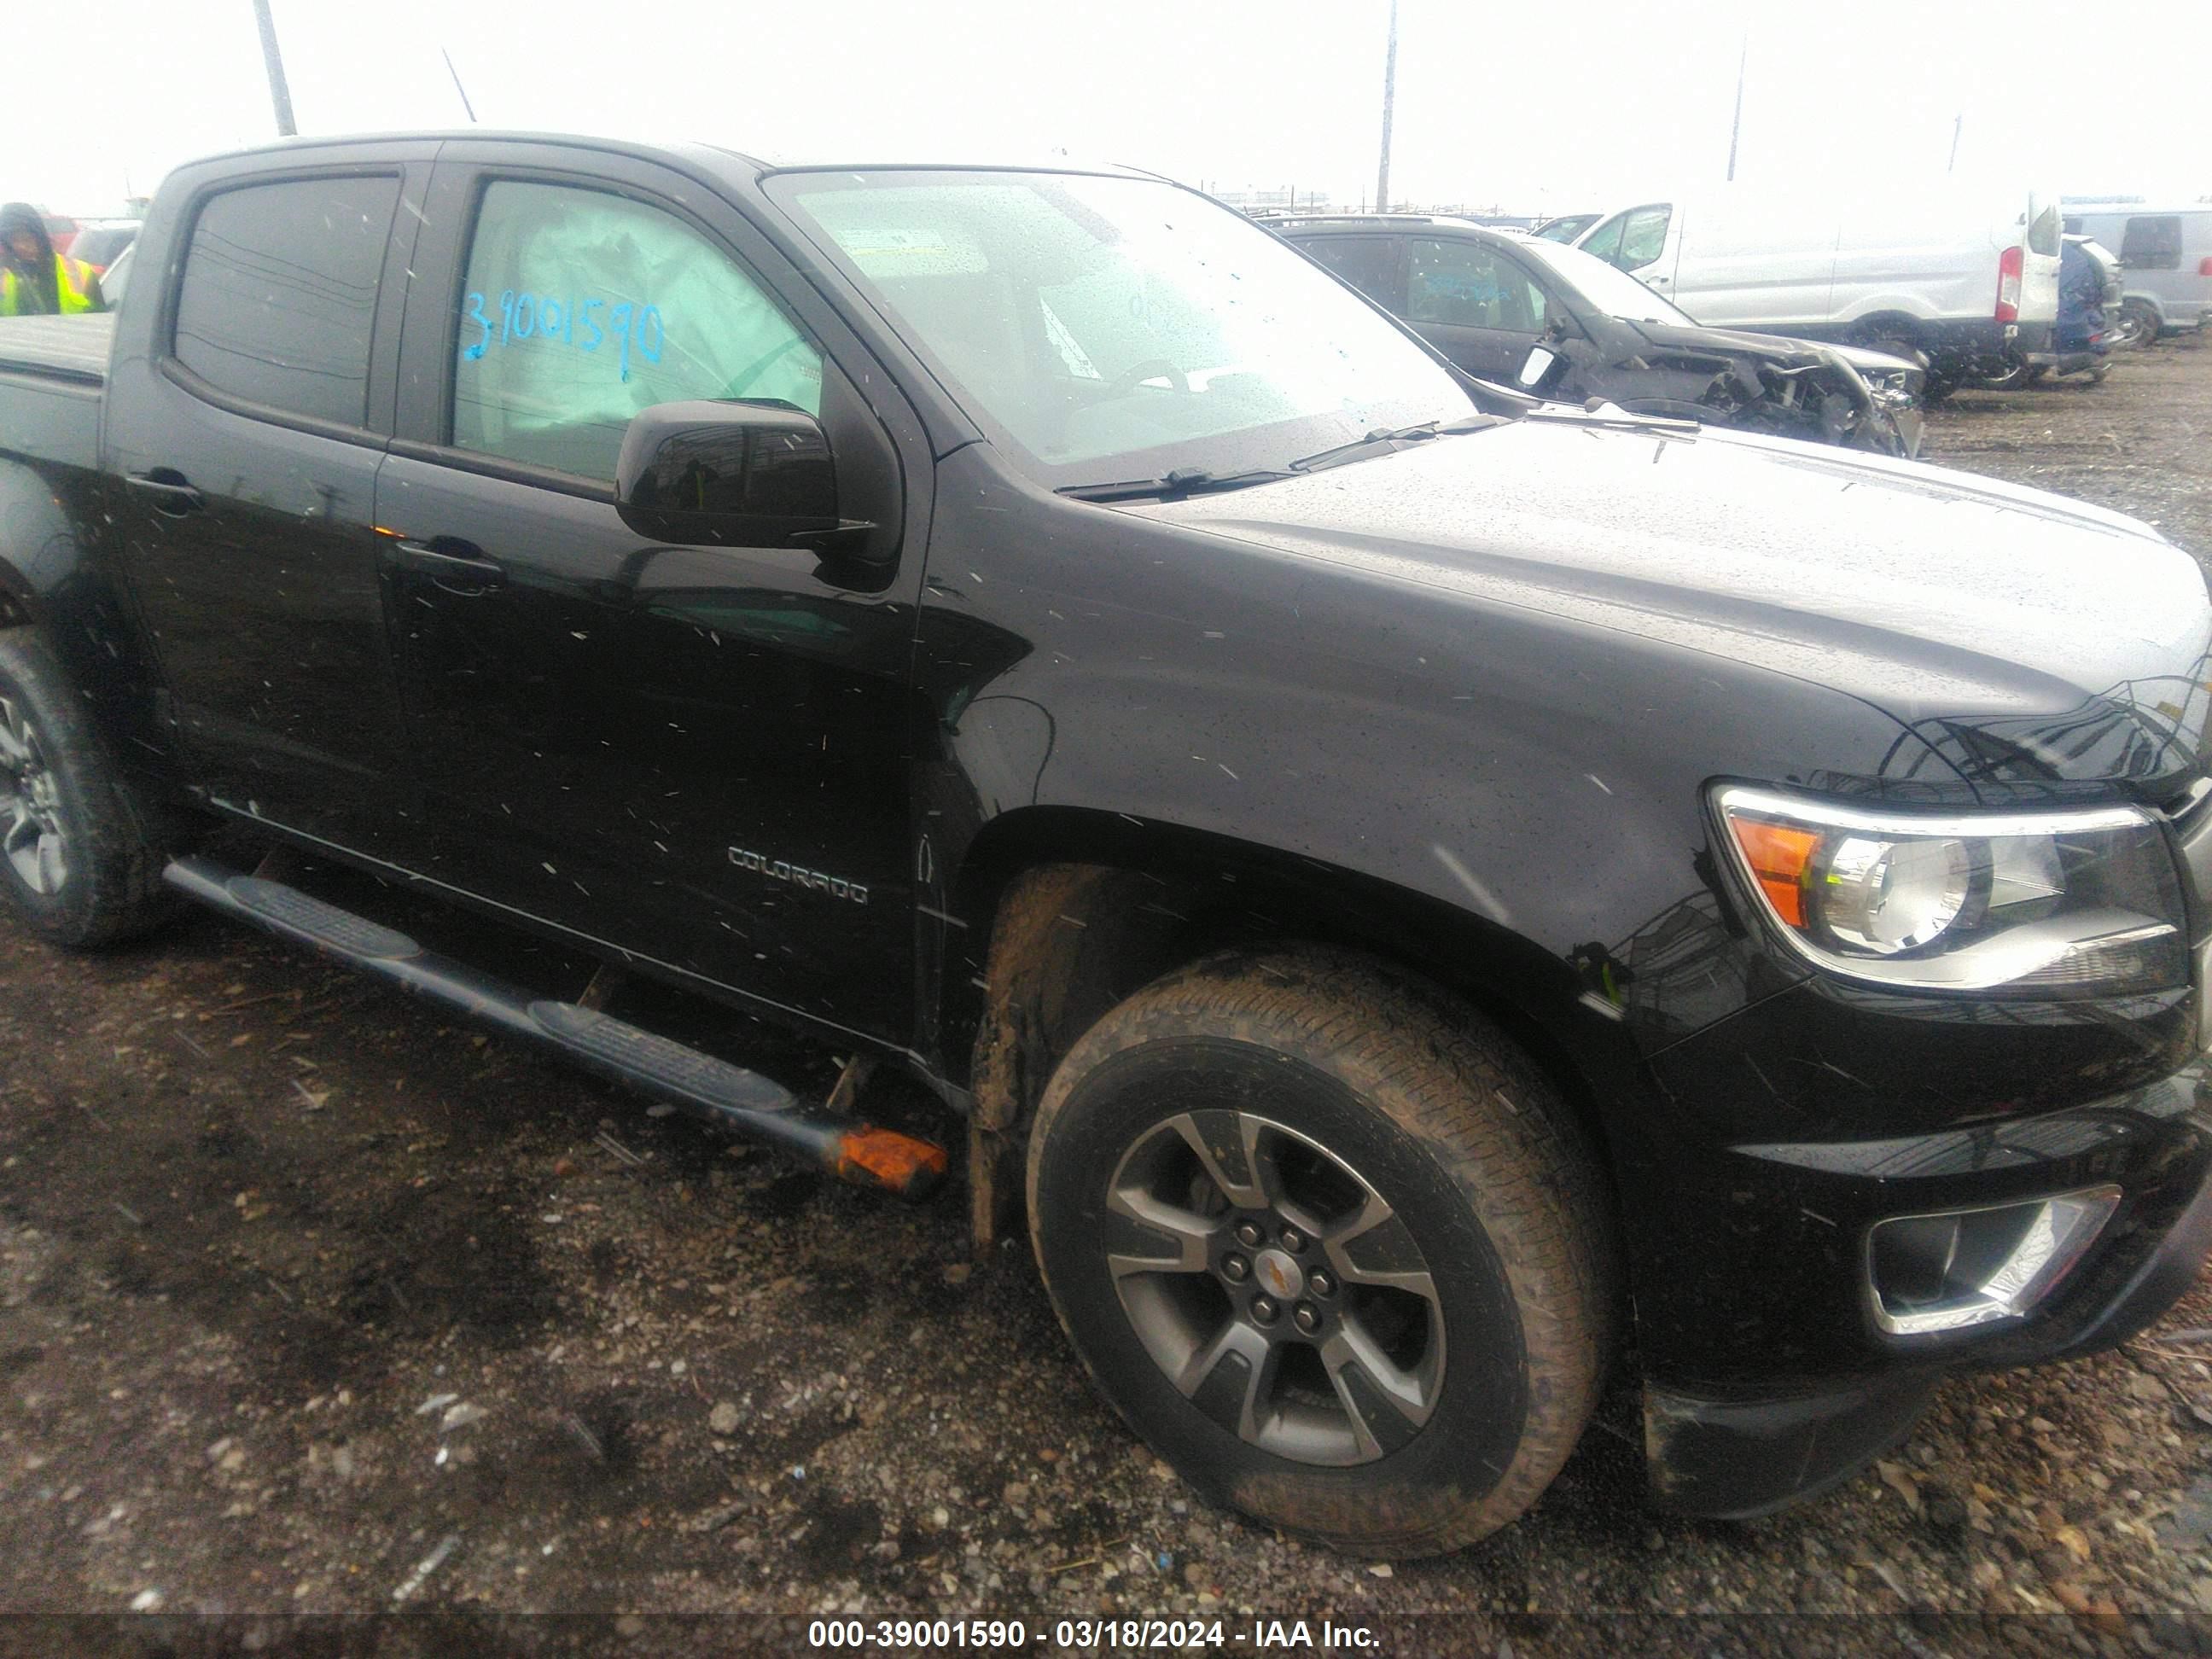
[0,202,106,317]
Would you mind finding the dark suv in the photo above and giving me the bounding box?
[1270,212,1923,456]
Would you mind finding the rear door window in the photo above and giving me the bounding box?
[1295,235,1405,310]
[171,173,401,428]
[1407,238,1547,331]
[2122,216,2184,270]
[450,180,823,483]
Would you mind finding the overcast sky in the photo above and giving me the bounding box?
[10,0,2210,217]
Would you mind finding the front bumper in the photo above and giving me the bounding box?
[1647,1149,2212,1516]
[1634,1058,2212,1516]
[1884,404,1924,457]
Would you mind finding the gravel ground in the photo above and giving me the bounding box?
[2,335,2211,1656]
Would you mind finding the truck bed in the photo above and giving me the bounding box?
[0,313,109,471]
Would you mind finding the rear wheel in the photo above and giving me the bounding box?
[1027,949,1612,1557]
[1970,350,2034,391]
[0,628,174,946]
[2116,301,2160,348]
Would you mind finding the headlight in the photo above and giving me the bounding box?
[1714,785,2186,996]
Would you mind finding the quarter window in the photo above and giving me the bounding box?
[172,174,400,428]
[451,182,822,483]
[2121,216,2183,271]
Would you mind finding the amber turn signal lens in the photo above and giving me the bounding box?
[1727,818,1819,928]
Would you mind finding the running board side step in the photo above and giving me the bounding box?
[161,856,947,1201]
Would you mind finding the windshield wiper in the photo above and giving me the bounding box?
[1057,466,1298,504]
[1287,415,1502,474]
[1057,415,1504,504]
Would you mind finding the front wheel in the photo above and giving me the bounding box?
[1026,950,1613,1557]
[2116,301,2160,348]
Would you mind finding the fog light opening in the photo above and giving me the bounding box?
[1866,1187,2120,1336]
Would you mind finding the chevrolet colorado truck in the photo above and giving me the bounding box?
[3,131,2210,1558]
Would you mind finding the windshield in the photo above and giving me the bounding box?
[1516,238,1698,328]
[767,170,1474,488]
[1534,214,1597,243]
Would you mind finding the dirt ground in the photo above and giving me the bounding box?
[3,335,2212,1657]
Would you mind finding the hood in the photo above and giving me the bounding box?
[1621,320,1916,382]
[1822,341,1922,379]
[1125,419,2212,794]
[1627,318,1841,371]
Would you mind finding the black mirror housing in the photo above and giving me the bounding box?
[1516,344,1562,391]
[615,399,843,548]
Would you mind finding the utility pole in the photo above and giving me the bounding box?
[1948,114,1963,173]
[250,0,296,137]
[1725,32,1746,182]
[1376,0,1399,213]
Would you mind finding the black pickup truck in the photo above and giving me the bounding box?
[4,131,2211,1559]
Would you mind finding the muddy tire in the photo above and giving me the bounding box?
[0,627,174,946]
[2116,301,2160,349]
[1026,948,1613,1558]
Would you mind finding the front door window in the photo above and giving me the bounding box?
[1407,239,1548,332]
[451,181,823,481]
[1617,207,1671,271]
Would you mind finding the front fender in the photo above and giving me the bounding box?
[915,447,1963,1070]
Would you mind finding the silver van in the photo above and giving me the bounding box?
[2059,201,2212,344]
[1563,184,2062,398]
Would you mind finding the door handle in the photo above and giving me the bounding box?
[391,538,506,593]
[125,470,205,514]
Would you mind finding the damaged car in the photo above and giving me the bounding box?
[1272,212,1923,456]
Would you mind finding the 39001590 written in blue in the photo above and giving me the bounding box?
[461,291,666,381]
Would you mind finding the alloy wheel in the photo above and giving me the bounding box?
[0,694,69,896]
[1102,1110,1445,1467]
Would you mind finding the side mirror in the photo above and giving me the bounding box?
[1516,344,1560,390]
[615,399,862,550]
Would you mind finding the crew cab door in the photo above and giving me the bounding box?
[380,146,931,1039]
[102,151,431,854]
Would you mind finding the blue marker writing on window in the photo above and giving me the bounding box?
[461,289,665,375]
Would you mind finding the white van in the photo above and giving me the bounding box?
[1565,185,2062,392]
[2058,201,2212,345]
